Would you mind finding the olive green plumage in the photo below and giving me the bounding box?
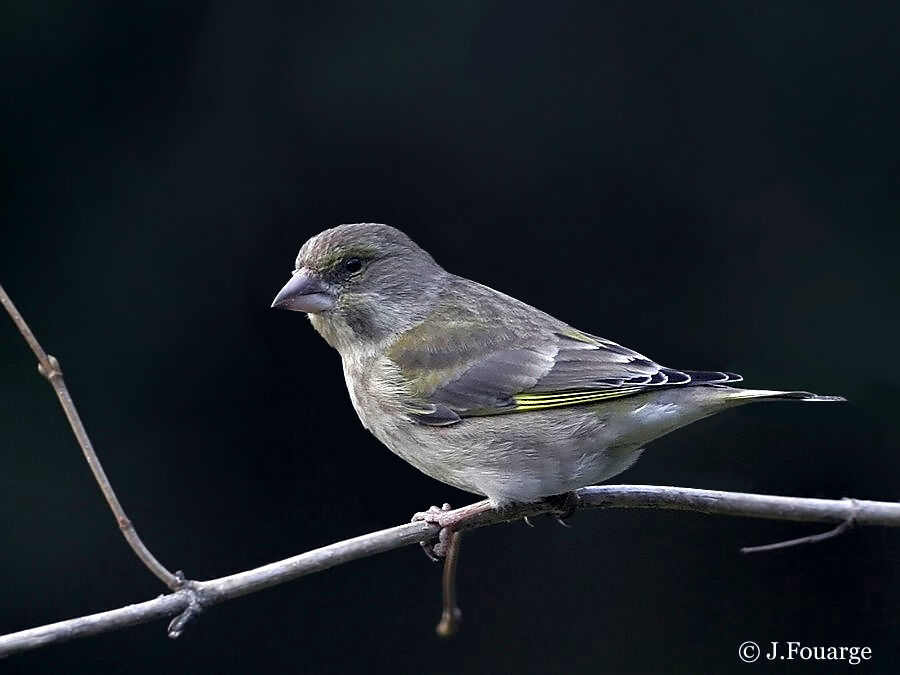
[272,223,844,505]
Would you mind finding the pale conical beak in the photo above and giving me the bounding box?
[271,269,336,313]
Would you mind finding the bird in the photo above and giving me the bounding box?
[272,223,844,514]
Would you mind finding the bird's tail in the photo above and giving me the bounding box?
[722,388,846,403]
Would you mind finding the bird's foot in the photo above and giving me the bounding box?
[543,491,580,527]
[412,503,454,561]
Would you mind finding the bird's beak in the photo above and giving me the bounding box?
[271,268,336,313]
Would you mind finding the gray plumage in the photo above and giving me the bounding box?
[272,223,844,506]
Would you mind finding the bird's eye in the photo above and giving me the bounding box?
[343,257,363,274]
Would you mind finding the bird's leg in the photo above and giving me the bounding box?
[412,503,454,561]
[412,500,499,560]
[543,491,580,527]
[413,495,576,555]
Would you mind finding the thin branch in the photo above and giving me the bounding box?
[2,485,898,657]
[436,532,463,638]
[740,498,861,553]
[0,283,180,590]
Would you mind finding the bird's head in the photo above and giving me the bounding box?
[272,223,446,351]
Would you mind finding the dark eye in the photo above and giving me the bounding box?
[343,257,363,274]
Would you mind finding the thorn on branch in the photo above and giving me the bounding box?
[167,572,203,639]
[741,498,861,554]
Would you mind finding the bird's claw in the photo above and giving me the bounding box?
[544,491,579,527]
[412,503,453,561]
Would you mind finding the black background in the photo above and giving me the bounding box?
[2,2,898,673]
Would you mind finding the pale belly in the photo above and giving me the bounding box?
[348,375,731,505]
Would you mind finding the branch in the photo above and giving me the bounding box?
[2,485,898,657]
[0,283,180,590]
[3,281,898,656]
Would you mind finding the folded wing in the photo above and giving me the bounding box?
[389,312,740,427]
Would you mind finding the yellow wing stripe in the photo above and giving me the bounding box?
[513,387,643,411]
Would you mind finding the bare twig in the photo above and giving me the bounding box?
[0,283,180,590]
[1,485,898,657]
[436,532,463,638]
[741,497,861,553]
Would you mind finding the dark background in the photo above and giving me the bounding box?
[2,1,898,672]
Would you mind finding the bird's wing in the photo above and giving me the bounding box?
[386,289,739,426]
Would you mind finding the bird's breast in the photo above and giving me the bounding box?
[340,352,412,436]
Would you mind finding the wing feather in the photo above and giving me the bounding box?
[386,277,741,426]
